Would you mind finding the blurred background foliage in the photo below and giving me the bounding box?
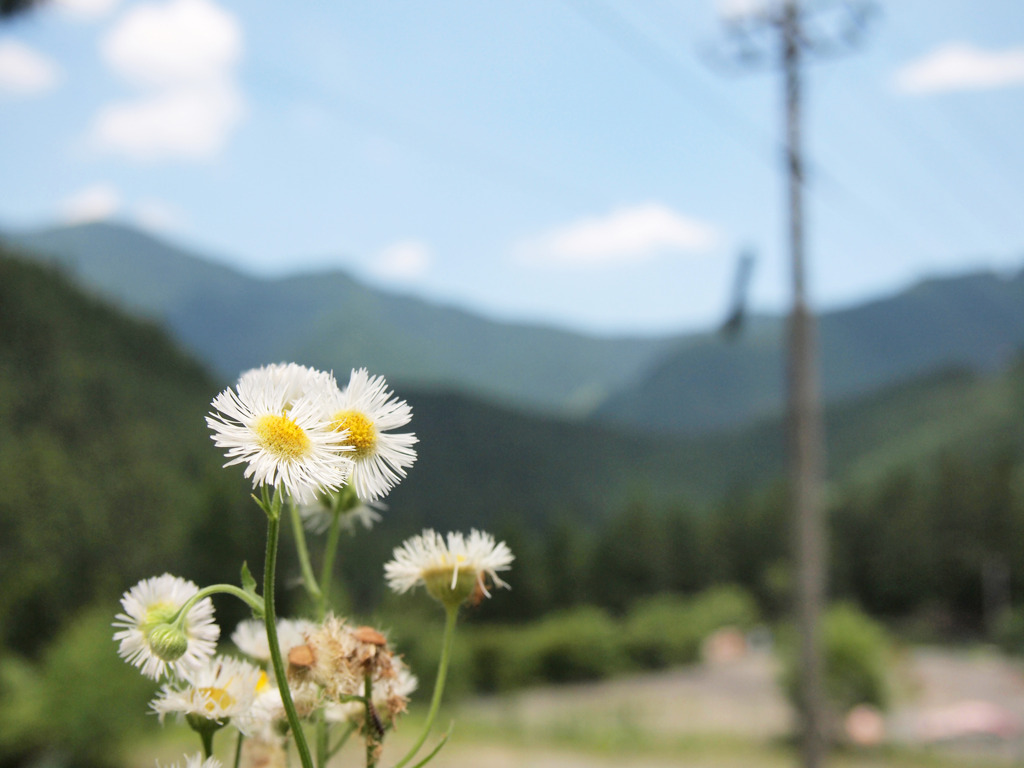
[2,245,1024,765]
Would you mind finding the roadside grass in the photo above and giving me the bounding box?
[394,704,1020,768]
[125,710,1020,768]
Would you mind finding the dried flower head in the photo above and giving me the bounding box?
[325,655,417,727]
[288,615,401,702]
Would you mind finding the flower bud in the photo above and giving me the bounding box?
[147,622,189,663]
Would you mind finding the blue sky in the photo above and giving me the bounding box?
[1,0,1022,336]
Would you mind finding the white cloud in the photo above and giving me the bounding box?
[372,240,432,280]
[60,183,120,224]
[91,0,244,161]
[59,186,186,232]
[894,42,1024,94]
[516,203,717,268]
[715,0,772,22]
[91,81,243,160]
[0,40,60,94]
[100,0,241,87]
[55,0,121,21]
[134,199,186,232]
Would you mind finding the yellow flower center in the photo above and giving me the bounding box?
[142,601,178,631]
[254,413,312,460]
[332,410,377,458]
[195,686,235,714]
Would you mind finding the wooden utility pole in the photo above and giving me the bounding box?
[780,3,827,763]
[711,2,874,765]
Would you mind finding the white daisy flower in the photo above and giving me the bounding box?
[113,574,219,681]
[160,754,222,768]
[207,363,354,503]
[151,655,265,729]
[298,494,385,535]
[237,362,336,406]
[231,617,315,663]
[324,368,417,501]
[384,529,513,607]
[235,680,321,742]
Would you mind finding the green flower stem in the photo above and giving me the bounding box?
[317,501,345,619]
[316,714,329,768]
[365,674,379,768]
[233,731,245,768]
[391,605,459,768]
[175,583,265,620]
[200,728,215,760]
[264,506,315,768]
[329,722,358,758]
[289,498,322,602]
[409,727,452,768]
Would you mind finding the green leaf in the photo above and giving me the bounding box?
[240,561,264,619]
[241,561,257,593]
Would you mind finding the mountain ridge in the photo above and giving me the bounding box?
[8,221,1024,437]
[598,263,1024,433]
[5,221,680,418]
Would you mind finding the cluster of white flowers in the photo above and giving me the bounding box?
[114,597,417,749]
[207,364,418,503]
[114,363,513,767]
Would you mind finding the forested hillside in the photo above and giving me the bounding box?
[5,244,1024,638]
[0,249,265,655]
[0,248,718,656]
[598,267,1024,433]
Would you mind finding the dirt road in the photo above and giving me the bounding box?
[412,646,1024,767]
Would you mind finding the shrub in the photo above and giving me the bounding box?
[530,606,625,683]
[623,585,759,669]
[463,606,626,690]
[464,625,537,692]
[779,603,892,723]
[992,606,1024,655]
[0,605,158,767]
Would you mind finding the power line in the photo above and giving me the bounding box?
[561,0,963,265]
[560,0,783,172]
[878,19,1024,235]
[245,59,603,207]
